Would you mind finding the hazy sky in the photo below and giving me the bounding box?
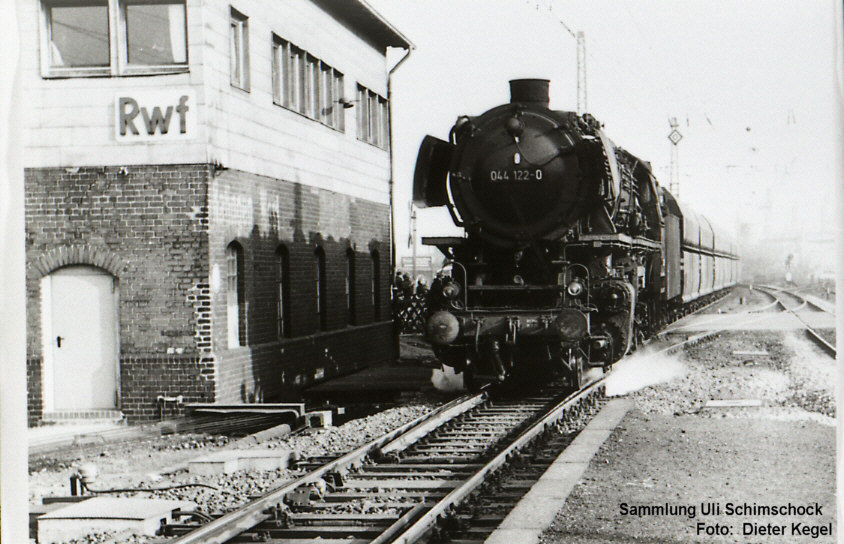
[371,0,840,260]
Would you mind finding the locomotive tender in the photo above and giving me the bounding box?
[413,79,739,387]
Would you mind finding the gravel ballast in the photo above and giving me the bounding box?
[617,331,835,422]
[29,397,442,544]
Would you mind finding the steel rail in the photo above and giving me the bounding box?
[387,378,605,544]
[378,395,487,456]
[655,294,805,355]
[773,286,834,314]
[756,284,808,312]
[169,392,485,544]
[804,328,837,357]
[754,286,836,358]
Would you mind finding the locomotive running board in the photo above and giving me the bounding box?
[422,236,466,246]
[574,233,661,251]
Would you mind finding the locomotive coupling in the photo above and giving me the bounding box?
[426,311,460,346]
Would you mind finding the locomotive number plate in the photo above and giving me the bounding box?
[488,169,544,182]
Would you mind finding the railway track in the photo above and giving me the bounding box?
[753,285,836,358]
[163,380,607,544]
[657,285,836,358]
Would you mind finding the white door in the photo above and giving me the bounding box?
[47,266,119,410]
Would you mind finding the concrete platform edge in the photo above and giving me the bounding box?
[484,398,633,544]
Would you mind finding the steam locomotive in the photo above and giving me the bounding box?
[413,79,739,388]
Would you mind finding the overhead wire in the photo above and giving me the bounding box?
[525,0,802,183]
[523,0,649,114]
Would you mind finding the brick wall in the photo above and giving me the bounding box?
[27,357,42,425]
[24,163,396,423]
[120,354,215,421]
[25,164,214,423]
[208,169,394,403]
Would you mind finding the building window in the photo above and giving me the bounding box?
[277,246,290,339]
[273,35,344,131]
[371,250,381,321]
[41,0,188,78]
[229,7,249,90]
[226,242,246,347]
[125,1,187,66]
[315,247,327,331]
[356,85,388,148]
[307,55,319,118]
[46,2,110,69]
[346,249,356,325]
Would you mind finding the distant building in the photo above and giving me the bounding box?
[398,254,441,285]
[22,0,410,424]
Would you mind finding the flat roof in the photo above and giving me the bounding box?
[314,0,413,49]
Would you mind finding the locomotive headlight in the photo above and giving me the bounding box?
[426,311,460,345]
[567,279,584,297]
[554,309,588,341]
[441,281,461,300]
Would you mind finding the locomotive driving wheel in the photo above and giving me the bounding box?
[603,311,634,363]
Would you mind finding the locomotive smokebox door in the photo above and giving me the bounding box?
[413,135,454,208]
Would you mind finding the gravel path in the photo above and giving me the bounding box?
[540,328,835,544]
[540,412,835,543]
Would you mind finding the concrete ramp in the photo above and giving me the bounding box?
[37,497,194,543]
[188,448,292,475]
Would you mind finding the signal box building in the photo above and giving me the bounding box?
[21,0,411,424]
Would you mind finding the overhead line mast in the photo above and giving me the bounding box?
[576,31,587,115]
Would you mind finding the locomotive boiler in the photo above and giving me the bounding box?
[413,79,738,388]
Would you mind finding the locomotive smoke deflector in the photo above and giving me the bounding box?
[413,135,453,208]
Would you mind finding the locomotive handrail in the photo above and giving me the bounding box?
[468,284,564,290]
[439,259,469,309]
[562,262,591,307]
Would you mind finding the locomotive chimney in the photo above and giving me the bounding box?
[509,79,550,107]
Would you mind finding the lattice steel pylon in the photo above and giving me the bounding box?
[576,31,587,115]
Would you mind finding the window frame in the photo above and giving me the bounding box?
[315,247,328,331]
[356,84,388,149]
[277,245,291,339]
[226,241,247,348]
[346,249,356,326]
[371,250,381,321]
[271,34,345,132]
[40,0,189,79]
[229,6,249,91]
[120,0,188,74]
